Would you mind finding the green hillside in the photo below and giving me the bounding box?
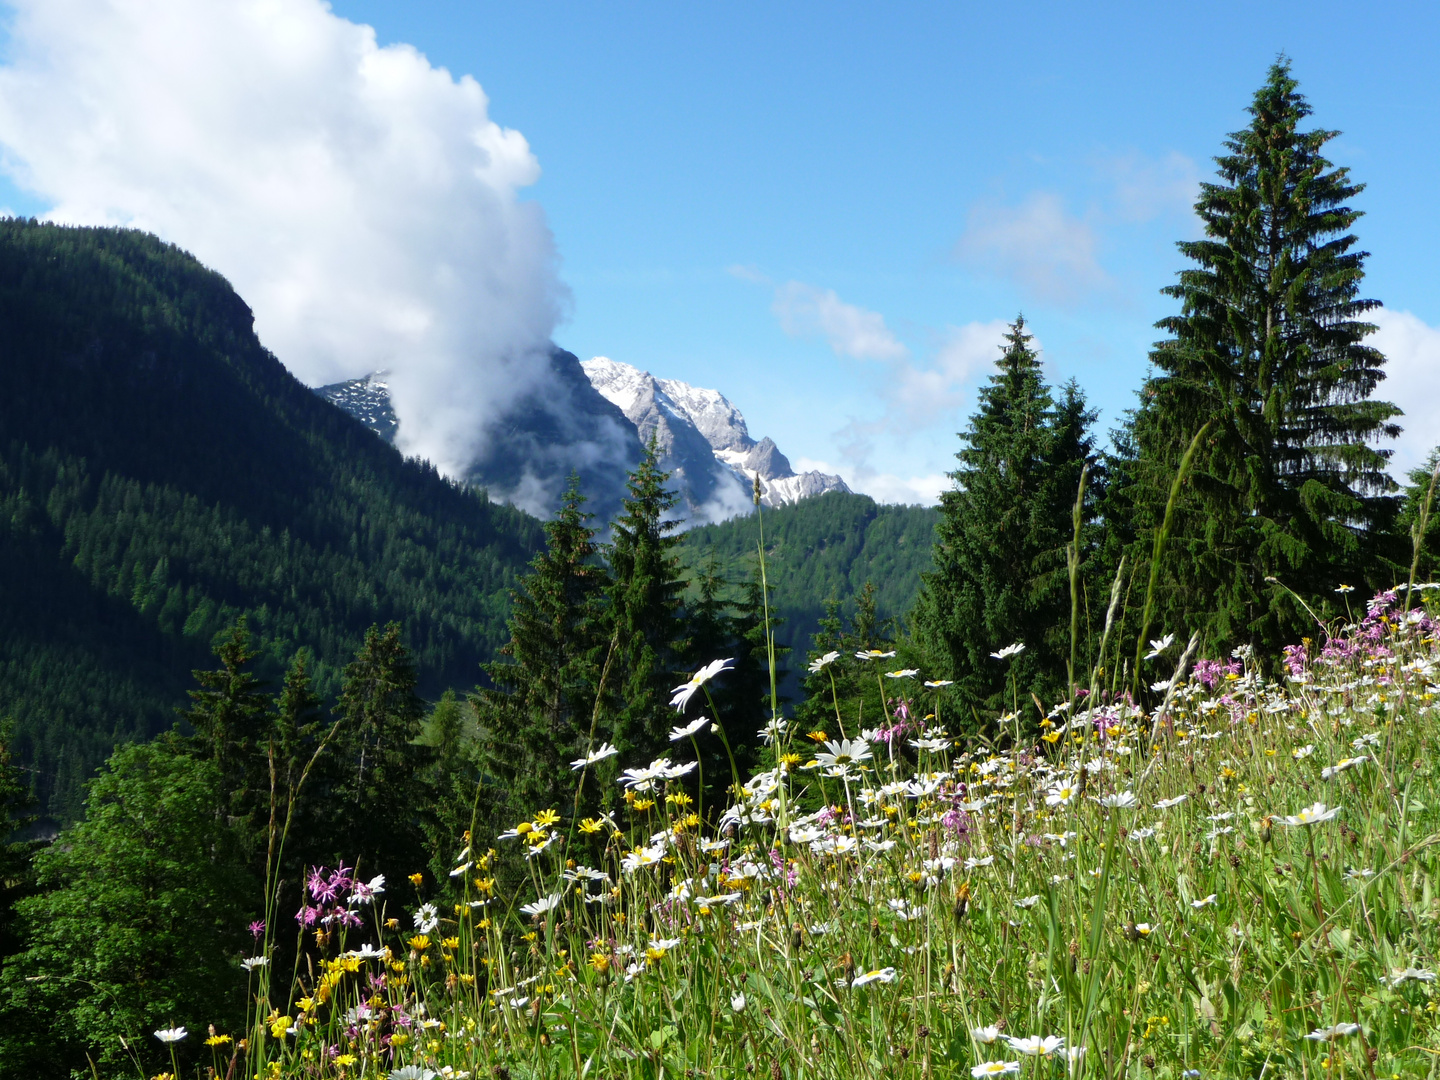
[678,490,938,670]
[0,220,544,820]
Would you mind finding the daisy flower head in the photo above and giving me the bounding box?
[1153,794,1188,810]
[154,1027,188,1044]
[809,651,841,673]
[971,1063,1021,1078]
[1293,744,1316,760]
[1006,1034,1064,1057]
[1099,791,1137,809]
[885,668,919,679]
[815,738,872,770]
[1280,802,1341,827]
[1191,894,1217,909]
[1321,756,1368,780]
[925,679,955,688]
[618,758,672,790]
[519,893,562,918]
[1387,967,1437,985]
[1303,1023,1361,1041]
[1144,634,1176,660]
[851,966,898,987]
[990,643,1026,661]
[669,716,709,742]
[1045,782,1078,807]
[670,658,734,712]
[414,902,439,934]
[855,649,897,661]
[971,1025,1003,1044]
[570,742,620,770]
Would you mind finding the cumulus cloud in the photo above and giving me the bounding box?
[954,192,1110,304]
[1371,308,1440,476]
[886,320,1010,428]
[0,0,565,478]
[771,281,909,362]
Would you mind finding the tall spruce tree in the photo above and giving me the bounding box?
[1128,59,1400,653]
[475,474,611,819]
[605,437,687,760]
[332,623,429,884]
[912,317,1096,723]
[181,619,273,844]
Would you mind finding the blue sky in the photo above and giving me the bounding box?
[3,1,1438,501]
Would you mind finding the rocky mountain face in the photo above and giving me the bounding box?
[580,357,849,517]
[317,348,643,521]
[316,353,848,524]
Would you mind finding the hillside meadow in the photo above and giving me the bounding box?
[187,584,1440,1080]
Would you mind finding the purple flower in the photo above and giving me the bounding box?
[941,807,972,838]
[248,920,265,941]
[1282,643,1308,677]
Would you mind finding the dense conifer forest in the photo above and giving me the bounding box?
[678,490,938,693]
[0,220,545,819]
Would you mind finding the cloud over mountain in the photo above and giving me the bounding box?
[0,0,566,480]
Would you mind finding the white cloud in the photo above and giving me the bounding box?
[1372,308,1440,476]
[886,320,1009,427]
[1098,150,1201,223]
[955,192,1109,304]
[0,0,565,479]
[771,280,909,362]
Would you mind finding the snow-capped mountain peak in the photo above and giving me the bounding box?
[580,357,848,514]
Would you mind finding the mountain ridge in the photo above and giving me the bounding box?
[579,356,851,516]
[0,219,544,818]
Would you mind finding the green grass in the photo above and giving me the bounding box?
[201,587,1440,1080]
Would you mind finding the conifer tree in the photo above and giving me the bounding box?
[181,618,272,839]
[264,651,336,885]
[679,558,785,797]
[475,474,610,818]
[797,584,893,741]
[912,317,1096,722]
[605,436,687,759]
[1128,59,1400,652]
[333,623,428,883]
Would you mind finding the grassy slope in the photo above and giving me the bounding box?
[228,588,1440,1080]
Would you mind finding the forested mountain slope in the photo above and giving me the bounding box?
[0,220,543,820]
[678,490,937,674]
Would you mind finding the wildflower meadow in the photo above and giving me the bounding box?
[180,582,1440,1080]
